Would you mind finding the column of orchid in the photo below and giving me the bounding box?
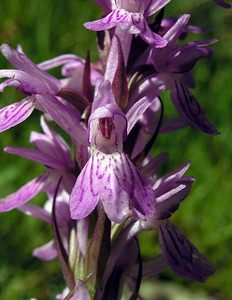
[0,0,230,299]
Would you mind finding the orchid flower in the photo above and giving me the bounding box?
[144,14,219,135]
[84,0,170,64]
[0,117,76,212]
[70,80,155,223]
[98,161,214,298]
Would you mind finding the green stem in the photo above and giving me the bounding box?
[86,204,111,298]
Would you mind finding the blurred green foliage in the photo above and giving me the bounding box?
[0,1,231,299]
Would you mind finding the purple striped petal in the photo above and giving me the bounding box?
[129,73,170,109]
[38,54,82,70]
[29,117,74,171]
[163,14,190,46]
[0,44,61,94]
[153,162,195,219]
[159,223,215,282]
[84,9,132,31]
[0,98,35,132]
[0,70,50,94]
[145,0,171,16]
[36,95,88,145]
[130,14,167,47]
[171,82,219,135]
[126,96,158,134]
[0,172,48,212]
[70,150,155,223]
[167,41,215,73]
[4,146,66,171]
[33,240,57,261]
[160,117,188,134]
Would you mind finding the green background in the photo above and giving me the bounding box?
[0,0,231,299]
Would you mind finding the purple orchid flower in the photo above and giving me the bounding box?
[70,80,155,223]
[0,44,88,145]
[0,116,76,212]
[146,14,219,135]
[98,161,214,297]
[0,44,61,132]
[84,0,169,51]
[145,162,214,282]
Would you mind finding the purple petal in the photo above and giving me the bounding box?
[0,70,51,94]
[84,9,132,31]
[145,0,171,17]
[129,72,170,109]
[92,80,116,112]
[159,223,215,282]
[36,95,88,145]
[153,162,195,219]
[70,281,91,300]
[5,146,68,171]
[18,203,51,223]
[160,117,188,134]
[29,117,74,170]
[163,14,190,46]
[167,41,215,73]
[33,240,57,261]
[0,98,35,132]
[141,153,169,179]
[171,82,219,135]
[126,96,158,134]
[130,14,167,47]
[70,155,100,220]
[214,0,231,8]
[0,172,48,212]
[61,60,84,77]
[38,54,82,70]
[70,150,155,223]
[0,44,61,94]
